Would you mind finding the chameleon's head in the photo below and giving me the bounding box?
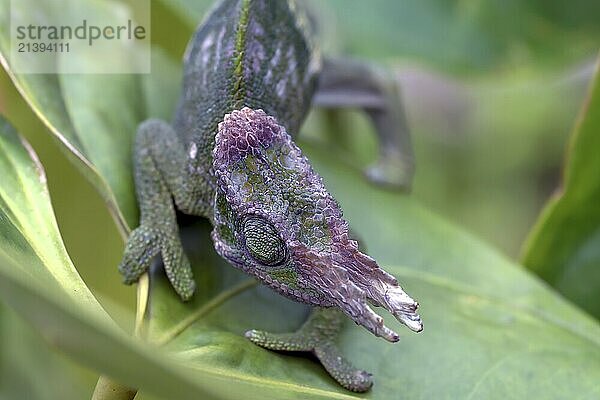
[211,107,422,341]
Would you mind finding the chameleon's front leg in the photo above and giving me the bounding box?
[314,57,414,190]
[246,307,373,392]
[119,119,197,300]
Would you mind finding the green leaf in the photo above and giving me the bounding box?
[522,59,600,319]
[143,141,600,399]
[0,304,95,400]
[1,1,599,398]
[5,103,597,398]
[2,108,599,397]
[0,116,105,313]
[0,0,182,233]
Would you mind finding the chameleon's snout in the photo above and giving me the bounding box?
[292,241,423,342]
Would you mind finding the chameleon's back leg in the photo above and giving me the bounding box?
[246,307,373,392]
[119,119,196,300]
[314,57,414,190]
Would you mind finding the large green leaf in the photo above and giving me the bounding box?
[1,1,600,398]
[140,141,600,399]
[0,116,106,313]
[0,116,180,397]
[522,60,600,319]
[0,304,95,400]
[0,0,181,233]
[2,109,600,398]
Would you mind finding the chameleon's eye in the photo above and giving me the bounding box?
[242,216,287,266]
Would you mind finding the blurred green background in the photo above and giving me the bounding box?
[0,0,598,398]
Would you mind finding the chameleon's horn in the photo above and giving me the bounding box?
[292,241,422,342]
[336,247,423,333]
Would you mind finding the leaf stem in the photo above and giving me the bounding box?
[134,273,150,339]
[91,273,147,400]
[155,279,258,346]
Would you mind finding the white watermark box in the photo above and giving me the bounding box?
[8,0,150,74]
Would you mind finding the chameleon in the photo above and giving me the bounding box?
[119,0,422,392]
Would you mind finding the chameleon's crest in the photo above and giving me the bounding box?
[212,107,422,341]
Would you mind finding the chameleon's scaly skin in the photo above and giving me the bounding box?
[246,308,373,392]
[119,0,421,391]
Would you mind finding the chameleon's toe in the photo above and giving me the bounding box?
[118,226,161,285]
[118,225,195,301]
[364,149,414,191]
[246,308,373,392]
[315,343,373,392]
[245,330,312,352]
[160,237,196,301]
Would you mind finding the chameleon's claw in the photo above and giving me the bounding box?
[161,236,196,301]
[119,226,161,284]
[119,225,195,301]
[246,308,373,392]
[245,329,312,352]
[315,342,373,393]
[364,148,414,191]
[316,58,415,191]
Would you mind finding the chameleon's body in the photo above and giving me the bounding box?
[172,0,318,218]
[119,0,421,392]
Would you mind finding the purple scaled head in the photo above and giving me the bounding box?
[211,107,422,341]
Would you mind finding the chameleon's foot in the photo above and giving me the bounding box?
[118,224,195,301]
[364,149,414,191]
[246,308,373,392]
[315,57,415,191]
